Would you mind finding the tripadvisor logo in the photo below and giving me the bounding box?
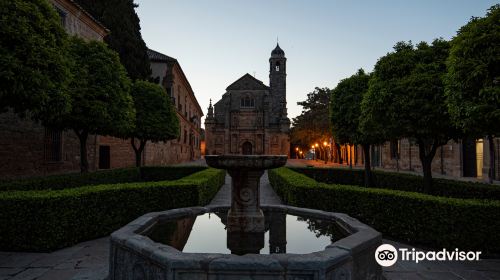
[375,244,398,267]
[375,244,482,267]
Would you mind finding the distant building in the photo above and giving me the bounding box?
[204,44,290,156]
[338,138,499,182]
[94,49,204,168]
[0,0,108,179]
[147,49,203,163]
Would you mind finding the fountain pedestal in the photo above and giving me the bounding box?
[226,168,265,232]
[206,155,287,255]
[205,155,287,235]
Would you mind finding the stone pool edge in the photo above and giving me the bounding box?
[108,205,382,280]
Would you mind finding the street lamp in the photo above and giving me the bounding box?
[295,147,299,159]
[315,143,319,161]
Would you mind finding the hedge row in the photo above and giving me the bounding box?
[0,166,207,191]
[269,168,500,254]
[290,167,500,200]
[0,168,225,251]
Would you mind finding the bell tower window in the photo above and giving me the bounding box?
[275,61,280,72]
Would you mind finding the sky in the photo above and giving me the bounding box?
[134,0,497,128]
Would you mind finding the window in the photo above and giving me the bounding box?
[240,96,255,108]
[99,146,110,169]
[44,128,62,162]
[178,93,182,111]
[184,96,187,115]
[275,61,280,71]
[390,140,400,159]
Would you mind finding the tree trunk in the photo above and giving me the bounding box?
[421,157,433,193]
[488,135,496,183]
[131,138,147,167]
[417,140,438,194]
[362,144,373,187]
[75,129,89,173]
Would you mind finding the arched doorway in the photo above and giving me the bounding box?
[242,141,253,155]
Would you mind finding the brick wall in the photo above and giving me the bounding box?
[0,111,97,179]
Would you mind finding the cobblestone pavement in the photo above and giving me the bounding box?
[0,237,108,280]
[1,163,499,280]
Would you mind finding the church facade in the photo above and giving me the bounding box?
[205,44,291,156]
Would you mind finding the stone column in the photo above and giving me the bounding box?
[226,169,265,232]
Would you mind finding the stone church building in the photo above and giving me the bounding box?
[205,44,291,156]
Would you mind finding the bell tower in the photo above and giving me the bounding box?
[269,43,286,97]
[269,43,290,132]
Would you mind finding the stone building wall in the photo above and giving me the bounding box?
[375,139,462,178]
[50,0,108,41]
[0,110,98,179]
[342,137,500,182]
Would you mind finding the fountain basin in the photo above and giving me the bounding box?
[109,205,382,280]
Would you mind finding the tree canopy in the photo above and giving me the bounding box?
[130,81,179,166]
[331,69,377,186]
[61,37,135,172]
[330,69,374,145]
[446,4,500,136]
[291,87,332,149]
[362,39,458,192]
[0,0,70,122]
[446,4,500,181]
[74,0,151,80]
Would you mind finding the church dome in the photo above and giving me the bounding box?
[271,43,285,56]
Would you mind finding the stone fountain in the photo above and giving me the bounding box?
[108,155,383,280]
[205,155,287,255]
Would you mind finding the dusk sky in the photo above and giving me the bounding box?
[135,0,497,127]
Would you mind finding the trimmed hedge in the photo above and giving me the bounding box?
[0,168,225,251]
[291,167,500,200]
[0,166,207,191]
[140,166,207,182]
[269,168,500,254]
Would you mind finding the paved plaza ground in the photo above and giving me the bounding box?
[1,159,499,280]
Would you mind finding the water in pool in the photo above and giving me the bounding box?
[145,210,348,255]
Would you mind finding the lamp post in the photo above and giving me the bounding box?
[315,143,319,161]
[323,141,329,164]
[295,147,299,159]
[311,145,315,161]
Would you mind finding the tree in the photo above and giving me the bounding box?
[74,0,151,80]
[130,81,179,167]
[362,40,459,192]
[291,87,333,159]
[61,37,135,172]
[446,5,500,182]
[331,69,380,187]
[0,0,70,122]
